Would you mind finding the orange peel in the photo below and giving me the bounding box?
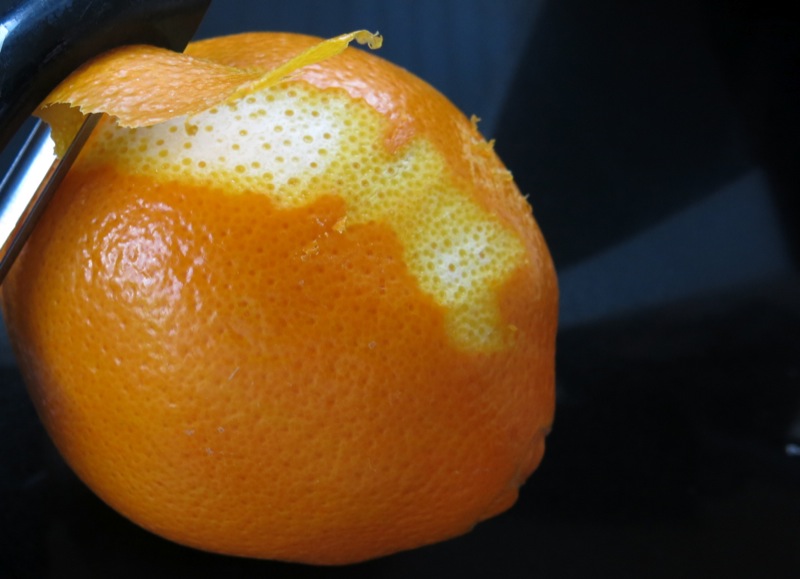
[37,30,383,156]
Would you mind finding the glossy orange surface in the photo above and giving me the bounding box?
[2,32,557,564]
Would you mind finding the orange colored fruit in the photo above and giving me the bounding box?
[1,32,557,564]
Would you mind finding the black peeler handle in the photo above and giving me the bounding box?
[0,0,211,153]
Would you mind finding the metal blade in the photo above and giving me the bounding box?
[0,114,101,281]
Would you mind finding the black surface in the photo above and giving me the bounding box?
[494,0,800,269]
[2,0,799,577]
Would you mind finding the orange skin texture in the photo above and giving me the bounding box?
[2,33,557,564]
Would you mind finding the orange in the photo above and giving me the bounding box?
[1,32,557,564]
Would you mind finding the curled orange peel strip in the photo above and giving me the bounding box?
[36,30,383,157]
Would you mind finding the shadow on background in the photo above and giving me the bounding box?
[496,0,798,270]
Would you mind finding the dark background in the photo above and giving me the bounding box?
[2,0,799,577]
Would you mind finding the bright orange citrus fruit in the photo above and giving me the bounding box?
[1,32,557,564]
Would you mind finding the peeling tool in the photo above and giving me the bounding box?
[0,0,211,281]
